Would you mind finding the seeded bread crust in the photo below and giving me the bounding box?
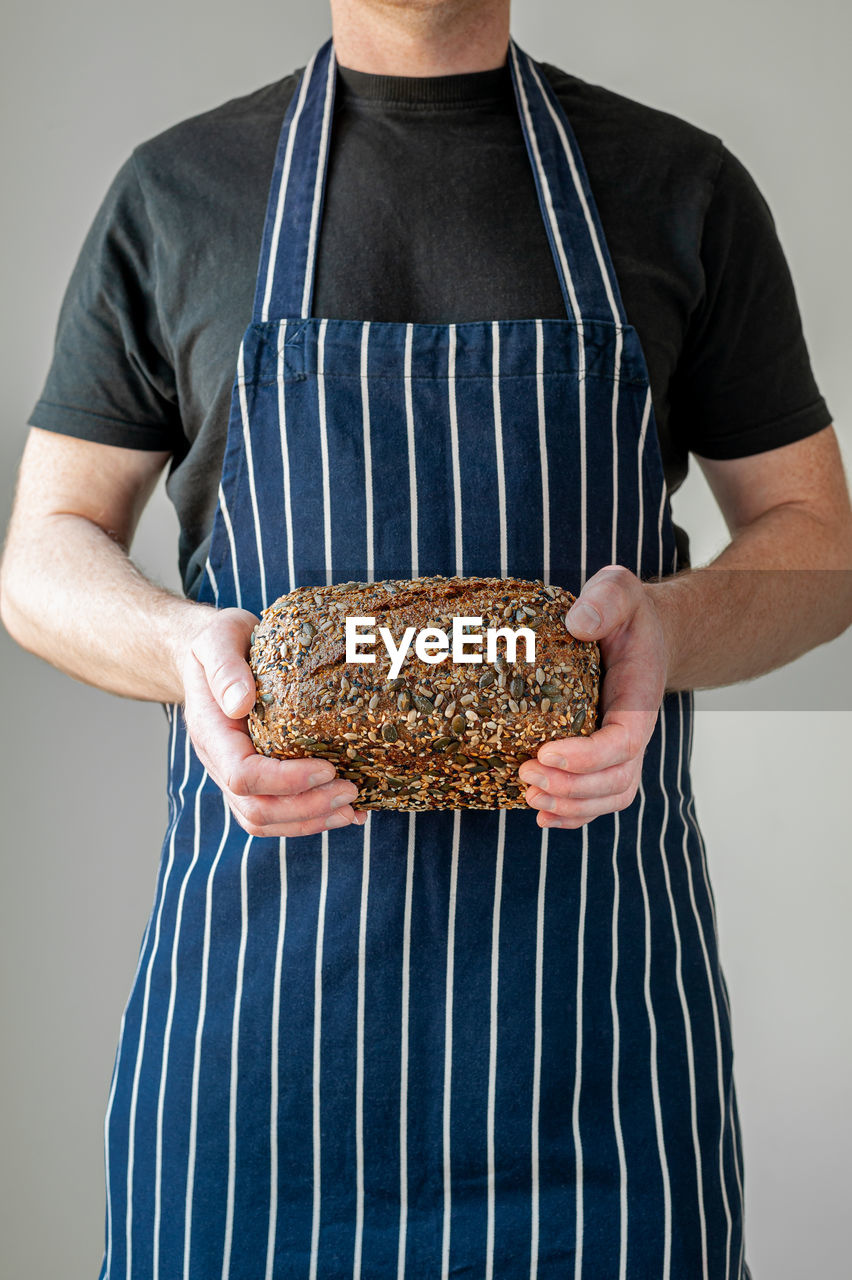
[247,575,600,811]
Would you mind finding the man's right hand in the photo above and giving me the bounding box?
[181,608,365,837]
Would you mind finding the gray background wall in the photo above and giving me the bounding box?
[1,1,850,1276]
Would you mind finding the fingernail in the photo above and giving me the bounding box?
[533,793,557,811]
[325,812,349,829]
[522,769,549,790]
[353,812,368,825]
[566,603,601,633]
[330,791,357,810]
[538,752,566,770]
[223,682,250,714]
[308,767,336,787]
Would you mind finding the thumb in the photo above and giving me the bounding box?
[189,608,259,718]
[564,565,639,640]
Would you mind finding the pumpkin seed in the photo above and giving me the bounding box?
[510,676,525,700]
[398,691,411,712]
[387,678,405,691]
[478,669,495,689]
[381,723,398,742]
[540,682,563,700]
[451,715,466,736]
[414,694,434,715]
[571,705,588,732]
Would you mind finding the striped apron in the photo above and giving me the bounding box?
[98,37,751,1280]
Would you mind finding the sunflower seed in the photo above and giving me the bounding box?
[535,667,546,686]
[571,704,588,732]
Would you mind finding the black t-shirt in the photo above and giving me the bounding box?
[29,59,831,598]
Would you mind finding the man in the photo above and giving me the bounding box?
[2,0,850,1276]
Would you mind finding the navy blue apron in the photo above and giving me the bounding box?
[98,37,751,1279]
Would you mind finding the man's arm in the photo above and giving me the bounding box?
[0,427,364,837]
[520,425,852,827]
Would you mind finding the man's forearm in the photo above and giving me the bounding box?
[646,502,852,692]
[0,512,217,703]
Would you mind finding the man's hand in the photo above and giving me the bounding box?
[518,565,668,829]
[182,608,365,838]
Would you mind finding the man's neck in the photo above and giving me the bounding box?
[329,0,511,77]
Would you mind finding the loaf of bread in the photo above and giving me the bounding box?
[247,575,599,811]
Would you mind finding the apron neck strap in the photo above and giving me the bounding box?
[507,39,627,327]
[252,35,628,328]
[253,38,338,324]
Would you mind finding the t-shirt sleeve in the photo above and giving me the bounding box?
[28,152,182,451]
[670,144,832,459]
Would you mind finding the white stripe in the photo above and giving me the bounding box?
[398,814,416,1280]
[361,324,374,583]
[218,483,242,610]
[404,324,418,578]
[153,767,207,1280]
[183,799,231,1280]
[674,693,732,1279]
[685,698,743,1278]
[104,708,178,1279]
[441,812,461,1280]
[529,828,548,1280]
[635,779,673,1280]
[609,811,628,1280]
[572,824,589,1280]
[730,1088,746,1279]
[579,375,588,589]
[657,706,709,1278]
[221,835,253,1280]
[657,482,668,582]
[491,322,508,580]
[237,341,268,609]
[205,558,219,606]
[523,51,622,326]
[261,51,317,322]
[610,326,623,564]
[125,728,191,1279]
[535,320,550,585]
[277,320,297,593]
[485,810,506,1280]
[635,390,652,574]
[448,324,463,576]
[301,51,337,319]
[317,318,332,586]
[309,832,329,1280]
[353,815,371,1280]
[265,838,289,1280]
[511,45,591,583]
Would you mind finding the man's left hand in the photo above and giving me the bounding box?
[518,564,670,828]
